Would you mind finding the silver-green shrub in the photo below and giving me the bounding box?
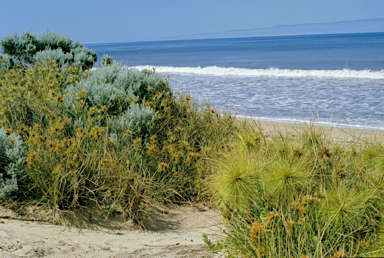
[71,46,98,70]
[101,54,113,66]
[1,31,97,70]
[34,48,73,67]
[38,31,75,53]
[0,128,26,200]
[64,62,164,115]
[108,102,157,135]
[0,54,14,73]
[0,32,39,61]
[64,63,163,137]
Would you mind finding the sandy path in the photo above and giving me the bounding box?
[0,206,223,257]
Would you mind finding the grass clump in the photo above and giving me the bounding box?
[0,55,236,226]
[206,124,384,257]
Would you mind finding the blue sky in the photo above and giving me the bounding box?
[1,0,384,43]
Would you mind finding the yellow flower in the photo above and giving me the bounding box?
[79,89,87,98]
[99,105,107,113]
[76,127,86,137]
[88,106,96,116]
[157,162,168,172]
[107,139,114,147]
[284,220,294,237]
[146,144,157,156]
[26,152,38,167]
[133,137,142,148]
[150,134,157,140]
[89,126,105,140]
[52,164,62,175]
[101,158,111,169]
[123,129,132,138]
[55,95,63,103]
[249,221,264,242]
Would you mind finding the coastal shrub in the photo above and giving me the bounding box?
[108,103,157,135]
[0,32,40,63]
[101,54,113,66]
[0,128,26,200]
[63,62,166,141]
[0,54,14,73]
[34,48,73,69]
[206,125,384,257]
[0,31,97,70]
[0,61,80,129]
[64,62,166,115]
[0,58,236,225]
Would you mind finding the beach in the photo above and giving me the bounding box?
[254,120,384,143]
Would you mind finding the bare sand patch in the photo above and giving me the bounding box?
[0,205,224,257]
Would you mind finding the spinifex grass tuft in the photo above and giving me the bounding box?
[213,151,258,209]
[264,159,308,201]
[207,121,384,257]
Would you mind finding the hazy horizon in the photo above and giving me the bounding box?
[1,0,384,44]
[85,18,384,45]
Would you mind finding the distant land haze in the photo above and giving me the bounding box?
[176,18,384,40]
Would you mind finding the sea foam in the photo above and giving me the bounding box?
[132,66,384,79]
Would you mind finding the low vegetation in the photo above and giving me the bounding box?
[205,124,384,257]
[1,31,383,257]
[0,31,97,71]
[0,32,236,226]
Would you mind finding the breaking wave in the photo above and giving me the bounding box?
[132,65,384,79]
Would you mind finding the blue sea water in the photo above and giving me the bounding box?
[86,32,384,129]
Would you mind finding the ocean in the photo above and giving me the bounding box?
[86,32,384,130]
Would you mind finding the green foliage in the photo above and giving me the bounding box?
[101,54,113,66]
[0,32,40,63]
[213,152,257,209]
[0,128,26,200]
[64,62,165,114]
[108,103,157,135]
[209,126,384,257]
[0,54,14,73]
[63,62,166,139]
[0,31,97,70]
[34,48,73,68]
[38,31,75,52]
[0,60,236,225]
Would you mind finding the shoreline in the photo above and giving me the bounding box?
[237,117,384,144]
[236,115,384,131]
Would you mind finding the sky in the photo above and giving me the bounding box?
[1,0,384,44]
